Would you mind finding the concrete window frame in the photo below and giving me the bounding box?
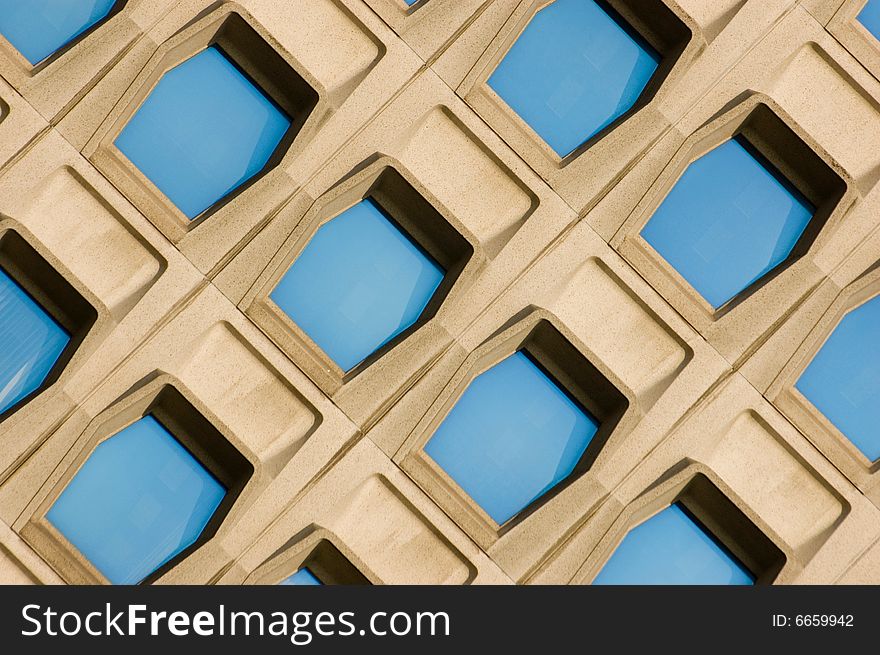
[458,0,702,187]
[85,4,326,244]
[827,0,880,82]
[396,308,641,550]
[611,93,857,362]
[245,528,378,585]
[769,266,880,502]
[0,227,98,424]
[571,465,791,585]
[243,156,482,401]
[19,376,257,585]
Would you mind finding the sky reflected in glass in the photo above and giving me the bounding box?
[0,267,69,416]
[115,46,290,219]
[0,0,117,65]
[858,0,880,40]
[47,415,226,584]
[425,351,599,525]
[280,568,323,586]
[796,295,880,461]
[270,199,444,372]
[641,137,814,309]
[488,0,659,156]
[593,503,755,585]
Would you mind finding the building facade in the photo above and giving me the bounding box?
[0,0,878,585]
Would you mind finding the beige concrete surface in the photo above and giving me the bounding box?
[0,0,879,585]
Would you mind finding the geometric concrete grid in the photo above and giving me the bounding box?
[0,0,879,585]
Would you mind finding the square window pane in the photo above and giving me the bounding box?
[0,266,69,416]
[280,568,323,586]
[424,351,600,524]
[488,0,659,156]
[641,137,815,308]
[0,0,117,65]
[115,46,291,219]
[47,415,226,584]
[270,198,445,372]
[593,503,755,585]
[796,296,880,461]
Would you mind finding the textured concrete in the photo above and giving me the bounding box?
[0,0,878,585]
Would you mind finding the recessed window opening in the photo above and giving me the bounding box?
[424,321,628,526]
[640,104,847,312]
[114,14,319,221]
[270,169,473,374]
[281,568,323,585]
[279,540,370,585]
[796,294,880,462]
[46,386,252,584]
[0,0,124,66]
[593,475,785,584]
[0,231,96,420]
[594,503,754,585]
[488,0,690,157]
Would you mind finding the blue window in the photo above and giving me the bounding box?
[593,503,755,585]
[424,351,600,525]
[641,137,815,309]
[280,568,323,586]
[115,46,291,220]
[0,0,117,65]
[47,415,226,584]
[488,0,659,157]
[270,198,445,372]
[858,0,880,39]
[796,295,880,461]
[0,266,69,416]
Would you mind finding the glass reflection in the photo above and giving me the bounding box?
[0,266,69,416]
[47,415,226,584]
[424,351,599,524]
[115,46,291,219]
[796,295,880,461]
[593,503,755,585]
[280,568,323,586]
[858,0,880,40]
[270,198,445,372]
[641,137,814,309]
[0,0,117,65]
[488,0,659,156]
